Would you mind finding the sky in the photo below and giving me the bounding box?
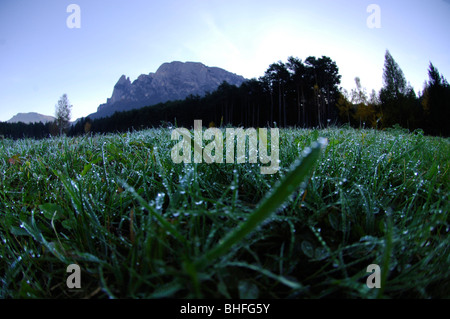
[0,0,449,122]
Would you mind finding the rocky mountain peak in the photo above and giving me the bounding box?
[90,61,246,119]
[116,75,131,86]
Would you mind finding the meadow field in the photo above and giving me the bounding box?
[0,126,448,298]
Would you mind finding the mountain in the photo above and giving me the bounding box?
[88,61,246,119]
[7,112,55,124]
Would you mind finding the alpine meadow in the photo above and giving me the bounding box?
[1,125,449,298]
[1,0,449,301]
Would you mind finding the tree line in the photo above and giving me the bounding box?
[0,94,72,140]
[0,121,53,139]
[337,50,450,136]
[1,51,449,139]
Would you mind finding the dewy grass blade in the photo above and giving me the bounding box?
[195,138,328,269]
[377,212,393,299]
[119,180,187,246]
[225,261,304,290]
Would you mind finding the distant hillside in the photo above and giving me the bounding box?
[7,112,55,124]
[87,61,246,120]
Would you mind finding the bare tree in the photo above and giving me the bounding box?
[55,94,72,135]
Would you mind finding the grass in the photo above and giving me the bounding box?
[0,126,449,299]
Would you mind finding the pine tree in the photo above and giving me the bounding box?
[380,50,407,102]
[422,63,450,136]
[379,50,414,128]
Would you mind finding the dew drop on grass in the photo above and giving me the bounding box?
[315,247,329,260]
[155,193,165,210]
[301,240,315,258]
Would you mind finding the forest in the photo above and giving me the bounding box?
[2,50,449,139]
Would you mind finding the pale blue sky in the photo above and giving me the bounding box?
[0,0,449,121]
